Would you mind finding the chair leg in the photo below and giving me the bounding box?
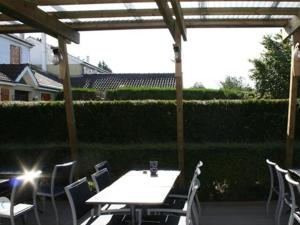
[51,196,59,225]
[21,215,26,225]
[288,211,295,225]
[42,196,46,212]
[277,198,284,225]
[266,187,273,215]
[34,206,42,225]
[10,216,16,225]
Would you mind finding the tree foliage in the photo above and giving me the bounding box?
[192,82,205,88]
[249,34,291,98]
[98,60,112,73]
[220,76,251,91]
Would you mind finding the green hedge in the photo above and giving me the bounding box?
[56,88,99,100]
[106,87,255,100]
[0,142,298,201]
[0,99,298,143]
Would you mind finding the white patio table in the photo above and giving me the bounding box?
[86,170,180,225]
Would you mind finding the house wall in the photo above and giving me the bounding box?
[47,64,83,77]
[0,35,31,64]
[0,84,57,101]
[27,37,101,76]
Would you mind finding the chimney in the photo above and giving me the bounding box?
[41,33,47,71]
[86,56,90,63]
[19,34,25,39]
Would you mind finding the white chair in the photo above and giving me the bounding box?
[37,161,76,225]
[94,161,111,173]
[166,161,203,216]
[266,159,280,215]
[65,177,124,225]
[285,173,300,225]
[275,164,292,225]
[145,178,201,225]
[0,175,41,225]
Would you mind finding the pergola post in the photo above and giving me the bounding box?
[58,36,79,161]
[174,30,185,186]
[285,31,300,167]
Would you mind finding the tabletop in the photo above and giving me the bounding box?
[86,170,180,205]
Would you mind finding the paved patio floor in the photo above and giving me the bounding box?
[0,200,287,225]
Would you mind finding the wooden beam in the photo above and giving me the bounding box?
[174,29,185,186]
[285,31,299,167]
[283,14,300,40]
[0,8,298,21]
[58,36,79,162]
[0,0,79,43]
[32,0,300,5]
[0,19,289,33]
[170,0,187,41]
[155,0,176,41]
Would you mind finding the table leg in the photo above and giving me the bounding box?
[130,205,136,225]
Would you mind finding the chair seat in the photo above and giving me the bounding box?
[107,204,127,210]
[0,201,34,217]
[165,215,186,225]
[81,214,124,225]
[37,185,65,196]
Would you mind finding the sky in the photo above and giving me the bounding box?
[26,27,281,88]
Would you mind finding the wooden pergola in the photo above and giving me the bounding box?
[0,0,299,183]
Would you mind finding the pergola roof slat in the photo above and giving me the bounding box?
[29,0,300,5]
[0,18,288,33]
[0,0,79,43]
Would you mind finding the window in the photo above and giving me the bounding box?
[14,90,29,101]
[1,88,10,101]
[10,45,21,64]
[41,93,51,101]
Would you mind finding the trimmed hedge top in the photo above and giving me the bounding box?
[0,99,297,143]
[105,87,255,100]
[55,87,255,101]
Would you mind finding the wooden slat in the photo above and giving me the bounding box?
[155,0,176,41]
[58,36,79,161]
[0,0,79,43]
[0,19,289,33]
[32,0,300,5]
[285,31,299,167]
[174,29,185,187]
[283,14,300,40]
[170,0,187,41]
[0,8,297,22]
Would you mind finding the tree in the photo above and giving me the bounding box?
[249,33,291,98]
[220,76,251,91]
[192,82,205,88]
[98,60,112,73]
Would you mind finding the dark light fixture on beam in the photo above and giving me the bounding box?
[173,44,181,63]
[52,47,63,65]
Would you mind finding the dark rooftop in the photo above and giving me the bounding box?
[0,64,27,81]
[71,73,176,90]
[0,64,62,90]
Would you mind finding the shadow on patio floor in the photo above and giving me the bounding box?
[0,200,286,225]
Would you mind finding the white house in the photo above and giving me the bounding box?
[0,35,62,101]
[26,36,108,77]
[0,34,32,64]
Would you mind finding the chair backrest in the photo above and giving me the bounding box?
[266,159,278,188]
[275,164,288,197]
[285,173,300,212]
[187,161,203,198]
[51,161,76,193]
[91,168,111,193]
[186,178,200,225]
[94,161,111,173]
[65,177,93,225]
[10,173,40,216]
